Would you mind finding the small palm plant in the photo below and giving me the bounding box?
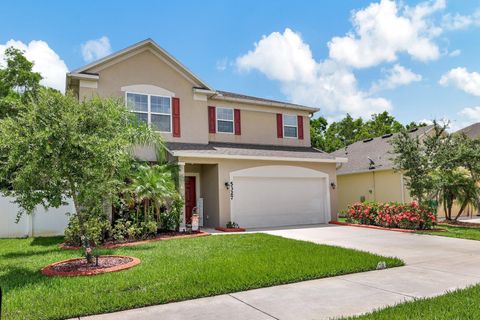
[128,164,178,227]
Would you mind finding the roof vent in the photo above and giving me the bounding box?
[363,138,374,143]
[381,133,393,139]
[408,127,418,133]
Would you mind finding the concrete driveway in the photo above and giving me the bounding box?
[80,225,480,320]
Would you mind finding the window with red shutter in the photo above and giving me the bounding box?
[276,113,283,138]
[172,97,180,137]
[208,106,216,133]
[297,115,304,140]
[234,109,241,135]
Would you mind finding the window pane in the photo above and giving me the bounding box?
[217,107,233,120]
[284,115,297,126]
[284,126,297,137]
[217,120,234,133]
[133,112,148,124]
[151,96,171,114]
[151,114,171,132]
[126,93,148,112]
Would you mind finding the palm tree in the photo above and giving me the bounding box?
[431,167,479,221]
[128,164,178,225]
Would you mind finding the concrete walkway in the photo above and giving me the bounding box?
[80,225,480,320]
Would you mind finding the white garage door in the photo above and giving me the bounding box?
[230,166,330,228]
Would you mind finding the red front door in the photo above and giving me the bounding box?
[185,176,196,224]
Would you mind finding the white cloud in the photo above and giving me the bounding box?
[371,64,422,92]
[216,58,228,71]
[0,39,68,92]
[236,28,391,118]
[459,106,480,122]
[442,11,480,30]
[237,28,316,83]
[328,0,444,68]
[448,49,461,57]
[81,36,112,62]
[439,67,480,96]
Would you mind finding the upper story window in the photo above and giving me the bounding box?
[126,92,171,133]
[283,114,298,138]
[216,107,234,134]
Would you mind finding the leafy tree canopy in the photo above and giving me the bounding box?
[0,88,165,260]
[0,47,43,118]
[311,111,427,153]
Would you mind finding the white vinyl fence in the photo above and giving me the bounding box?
[0,196,73,238]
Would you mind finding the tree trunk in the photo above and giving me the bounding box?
[453,201,468,221]
[69,180,94,263]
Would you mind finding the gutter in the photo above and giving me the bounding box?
[172,151,348,164]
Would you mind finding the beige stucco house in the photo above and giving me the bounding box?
[66,39,347,229]
[331,126,434,213]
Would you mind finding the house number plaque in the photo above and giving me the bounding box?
[230,181,234,200]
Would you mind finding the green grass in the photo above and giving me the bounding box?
[420,224,480,241]
[344,284,480,319]
[0,233,403,320]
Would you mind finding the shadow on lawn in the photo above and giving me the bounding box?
[0,266,51,291]
[1,248,64,259]
[30,236,64,247]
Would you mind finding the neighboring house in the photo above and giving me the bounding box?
[331,126,434,212]
[456,122,480,139]
[66,39,347,229]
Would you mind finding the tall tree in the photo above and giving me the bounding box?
[0,47,42,118]
[0,89,165,261]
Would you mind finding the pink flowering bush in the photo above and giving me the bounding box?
[346,201,436,230]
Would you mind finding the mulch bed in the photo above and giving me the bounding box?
[59,230,210,250]
[41,255,141,277]
[330,221,446,233]
[215,227,246,232]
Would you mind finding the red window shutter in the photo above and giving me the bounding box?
[276,114,283,138]
[297,115,304,140]
[234,109,241,135]
[208,106,216,133]
[172,97,181,137]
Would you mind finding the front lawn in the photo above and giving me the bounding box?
[0,233,402,320]
[345,284,480,319]
[420,224,480,241]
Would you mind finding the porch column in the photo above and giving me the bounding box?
[178,161,186,231]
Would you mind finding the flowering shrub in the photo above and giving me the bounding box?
[346,202,436,230]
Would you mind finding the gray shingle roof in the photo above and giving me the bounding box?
[330,125,434,175]
[167,142,340,161]
[456,122,480,139]
[214,90,318,112]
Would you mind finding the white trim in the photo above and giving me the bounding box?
[216,107,234,134]
[121,84,175,97]
[173,151,348,163]
[125,91,173,133]
[337,167,394,176]
[67,73,99,80]
[283,114,298,139]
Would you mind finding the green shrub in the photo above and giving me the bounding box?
[64,214,111,246]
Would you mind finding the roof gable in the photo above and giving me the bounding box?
[69,38,213,90]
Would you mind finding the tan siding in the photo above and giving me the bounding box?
[207,99,311,147]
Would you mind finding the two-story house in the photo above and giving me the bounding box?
[66,39,347,229]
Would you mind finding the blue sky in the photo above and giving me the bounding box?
[1,0,480,130]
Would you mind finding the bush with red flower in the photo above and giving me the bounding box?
[346,201,436,230]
